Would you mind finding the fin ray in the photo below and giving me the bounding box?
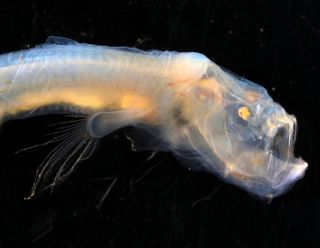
[27,116,97,197]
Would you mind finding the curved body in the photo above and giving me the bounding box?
[0,37,307,199]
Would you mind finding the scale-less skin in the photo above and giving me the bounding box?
[0,37,307,199]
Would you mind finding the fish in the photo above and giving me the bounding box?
[0,36,307,200]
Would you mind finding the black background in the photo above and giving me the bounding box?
[0,1,319,248]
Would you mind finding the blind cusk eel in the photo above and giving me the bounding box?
[0,36,307,200]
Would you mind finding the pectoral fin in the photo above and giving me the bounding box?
[27,109,148,198]
[87,109,144,138]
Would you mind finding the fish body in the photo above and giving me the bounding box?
[0,37,307,199]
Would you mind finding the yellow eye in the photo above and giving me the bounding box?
[238,106,252,121]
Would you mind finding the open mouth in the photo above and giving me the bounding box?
[233,116,307,198]
[264,118,307,196]
[269,115,297,160]
[270,125,292,160]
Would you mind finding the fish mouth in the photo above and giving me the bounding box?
[269,116,297,160]
[260,116,307,197]
[195,109,307,199]
[228,116,307,199]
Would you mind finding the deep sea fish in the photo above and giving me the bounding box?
[0,37,307,199]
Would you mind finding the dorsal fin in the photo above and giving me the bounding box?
[45,36,79,45]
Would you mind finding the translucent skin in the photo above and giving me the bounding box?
[0,37,307,199]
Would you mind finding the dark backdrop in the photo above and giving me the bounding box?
[0,1,319,248]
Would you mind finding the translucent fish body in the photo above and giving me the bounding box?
[0,37,307,199]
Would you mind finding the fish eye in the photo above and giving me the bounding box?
[238,106,252,121]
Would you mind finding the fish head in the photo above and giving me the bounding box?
[176,62,307,199]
